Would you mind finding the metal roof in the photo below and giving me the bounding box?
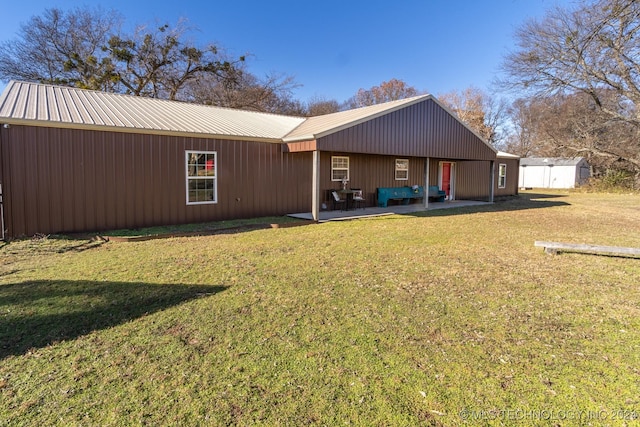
[0,81,495,153]
[520,157,586,167]
[0,80,306,142]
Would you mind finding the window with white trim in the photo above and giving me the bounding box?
[186,151,217,204]
[395,159,409,180]
[331,156,349,181]
[498,163,507,189]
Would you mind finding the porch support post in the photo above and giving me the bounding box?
[312,150,320,221]
[489,160,495,203]
[424,157,430,209]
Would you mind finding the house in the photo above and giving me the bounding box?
[519,157,590,189]
[0,80,518,239]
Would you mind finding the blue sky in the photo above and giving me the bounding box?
[0,0,574,103]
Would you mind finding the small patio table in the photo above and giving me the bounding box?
[337,189,358,211]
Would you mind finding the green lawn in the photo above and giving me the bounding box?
[1,191,639,426]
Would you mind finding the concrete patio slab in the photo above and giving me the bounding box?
[288,200,491,222]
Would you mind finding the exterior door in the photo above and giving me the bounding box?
[439,162,456,200]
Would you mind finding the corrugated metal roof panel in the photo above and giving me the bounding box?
[520,157,586,166]
[0,80,306,141]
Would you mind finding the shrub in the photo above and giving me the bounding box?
[582,169,638,193]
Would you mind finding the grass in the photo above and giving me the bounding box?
[1,191,639,426]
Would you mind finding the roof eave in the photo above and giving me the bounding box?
[0,118,286,143]
[497,151,520,159]
[282,134,316,143]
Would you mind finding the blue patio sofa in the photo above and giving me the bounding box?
[428,185,446,202]
[377,186,424,207]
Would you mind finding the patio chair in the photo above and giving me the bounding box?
[328,189,346,210]
[351,188,365,209]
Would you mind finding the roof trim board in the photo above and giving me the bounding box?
[520,157,586,167]
[283,140,318,152]
[497,151,520,159]
[2,117,287,143]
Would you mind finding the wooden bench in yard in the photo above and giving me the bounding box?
[534,241,640,258]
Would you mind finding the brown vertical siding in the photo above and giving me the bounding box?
[1,125,312,237]
[0,116,517,237]
[455,161,492,200]
[316,99,496,161]
[317,154,510,207]
[320,152,427,207]
[0,127,3,240]
[428,158,439,185]
[442,158,520,200]
[495,158,520,197]
[427,158,493,201]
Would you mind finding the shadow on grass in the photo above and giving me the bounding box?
[0,236,107,254]
[519,192,569,200]
[93,217,311,240]
[0,280,226,359]
[407,193,571,218]
[47,236,108,253]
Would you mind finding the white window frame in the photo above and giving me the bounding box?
[395,158,409,180]
[498,163,507,189]
[185,150,218,205]
[331,156,350,181]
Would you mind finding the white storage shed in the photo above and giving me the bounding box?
[519,157,590,189]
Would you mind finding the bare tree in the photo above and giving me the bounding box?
[0,7,247,102]
[500,0,640,183]
[506,92,637,177]
[503,98,540,157]
[105,20,243,100]
[438,86,507,147]
[346,78,421,108]
[185,69,304,115]
[305,96,342,116]
[0,7,121,90]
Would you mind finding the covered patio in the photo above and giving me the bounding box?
[288,199,490,222]
[282,95,503,223]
